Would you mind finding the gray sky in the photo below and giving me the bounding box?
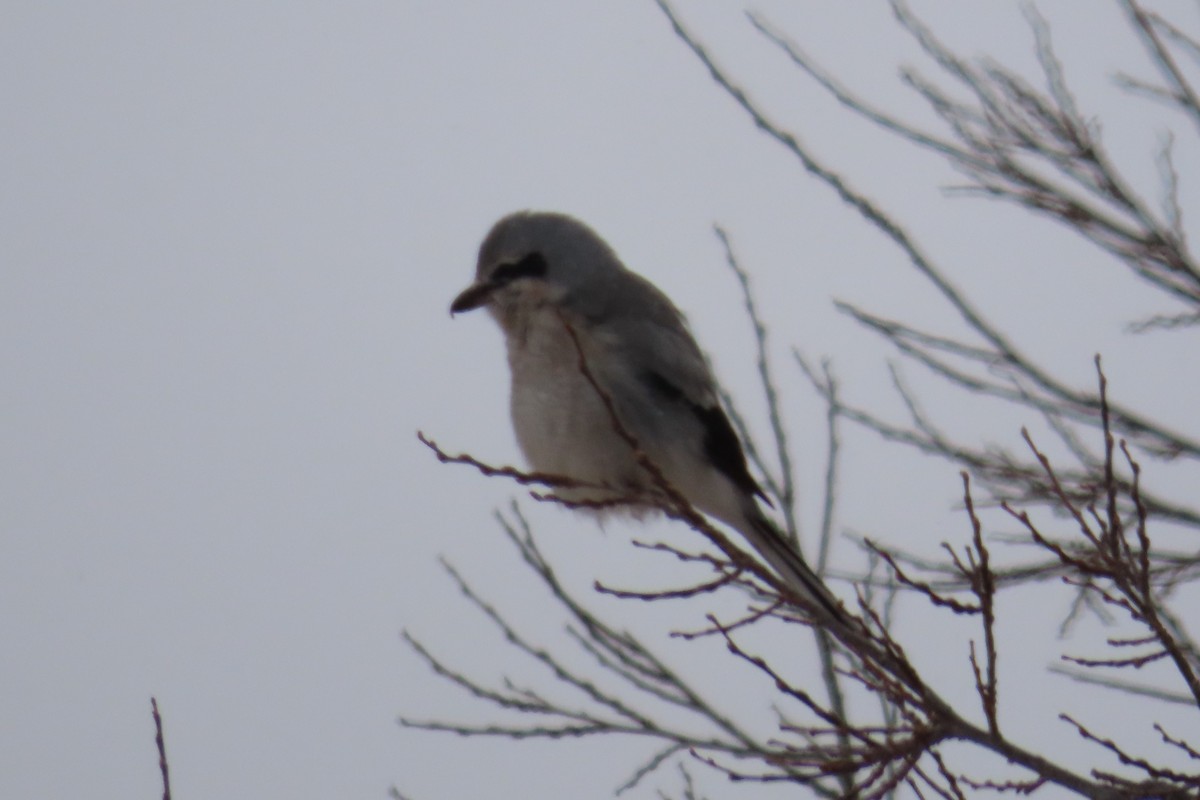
[3,2,1197,799]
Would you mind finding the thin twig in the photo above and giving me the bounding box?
[150,697,171,800]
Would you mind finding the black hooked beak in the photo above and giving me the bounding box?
[451,252,548,315]
[449,281,495,315]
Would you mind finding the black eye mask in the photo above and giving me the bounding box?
[491,251,548,285]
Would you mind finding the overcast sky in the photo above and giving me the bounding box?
[3,3,1197,799]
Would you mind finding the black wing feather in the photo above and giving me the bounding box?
[641,371,769,504]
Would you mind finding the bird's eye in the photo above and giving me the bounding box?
[491,252,548,284]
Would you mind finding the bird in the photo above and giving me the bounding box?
[450,211,843,621]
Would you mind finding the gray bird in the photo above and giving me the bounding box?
[451,211,842,620]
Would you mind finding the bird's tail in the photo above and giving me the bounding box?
[739,511,847,623]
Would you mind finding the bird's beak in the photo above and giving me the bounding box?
[450,281,494,315]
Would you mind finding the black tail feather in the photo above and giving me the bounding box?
[743,514,847,623]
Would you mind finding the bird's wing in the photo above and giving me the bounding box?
[592,272,718,403]
[592,278,769,504]
[639,366,769,504]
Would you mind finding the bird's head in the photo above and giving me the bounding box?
[450,211,623,330]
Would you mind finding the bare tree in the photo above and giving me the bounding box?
[405,3,1200,797]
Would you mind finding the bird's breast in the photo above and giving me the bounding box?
[505,313,637,486]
